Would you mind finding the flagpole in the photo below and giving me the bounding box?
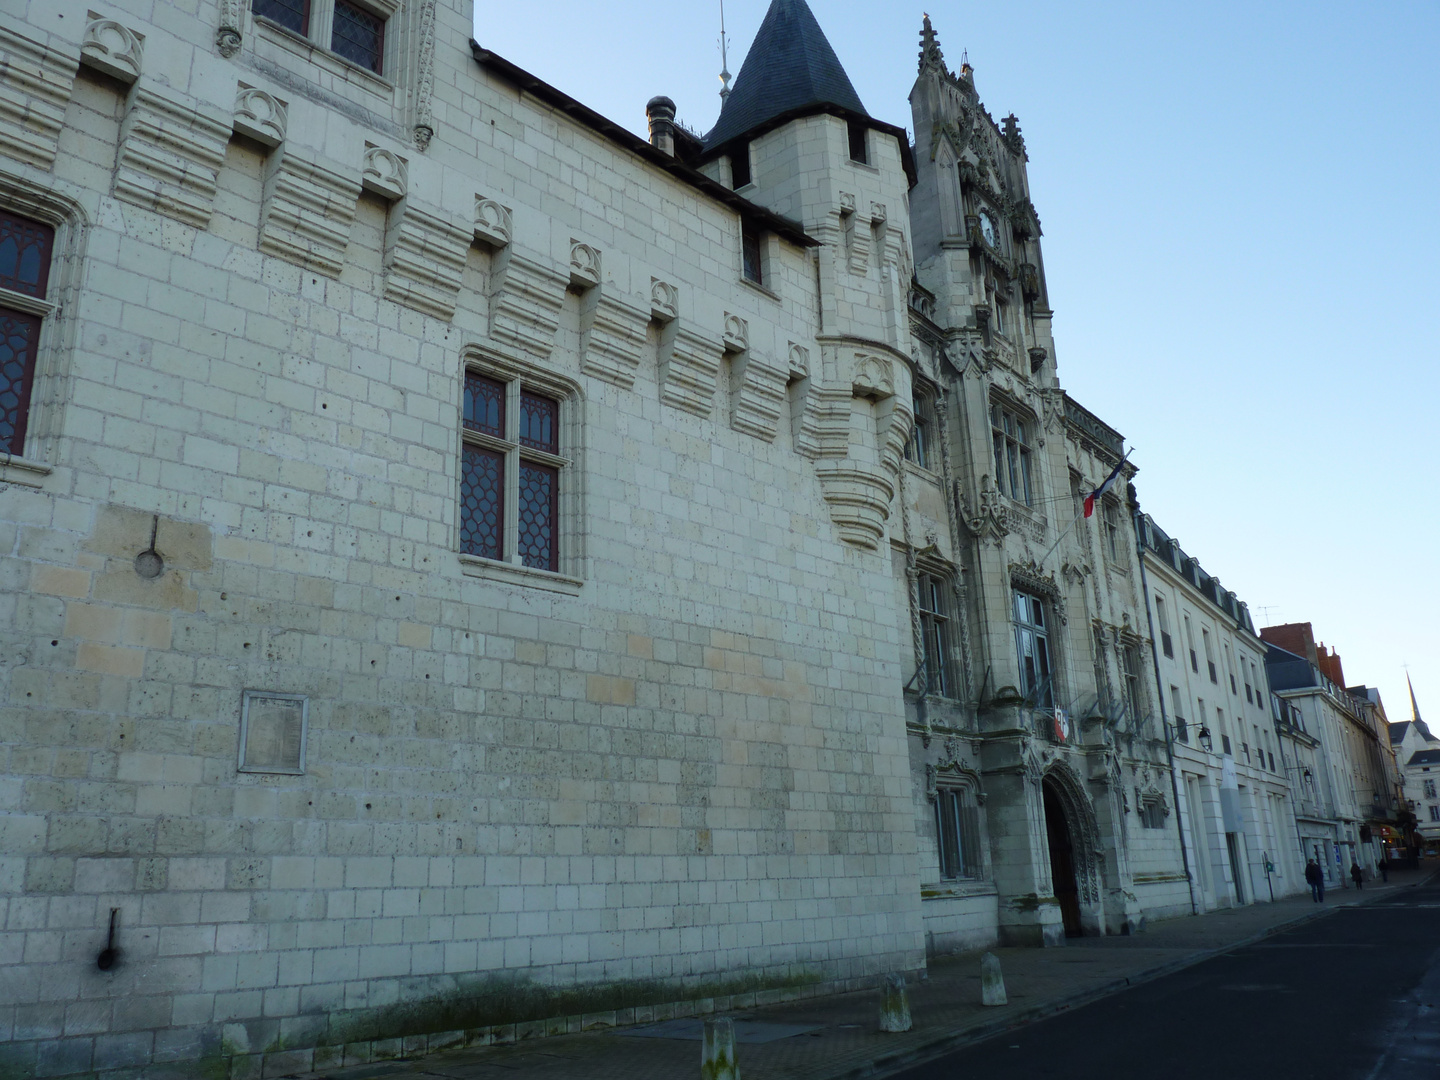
[1035,448,1132,570]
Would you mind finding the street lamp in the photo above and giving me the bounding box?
[1197,726,1213,753]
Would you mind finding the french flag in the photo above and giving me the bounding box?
[1083,458,1126,519]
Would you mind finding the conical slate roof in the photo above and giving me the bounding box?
[704,0,868,151]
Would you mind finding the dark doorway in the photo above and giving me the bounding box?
[1044,781,1083,937]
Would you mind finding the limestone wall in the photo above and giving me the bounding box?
[0,1,925,1074]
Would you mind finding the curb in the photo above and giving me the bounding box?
[823,871,1440,1080]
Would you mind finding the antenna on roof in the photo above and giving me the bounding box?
[718,0,733,101]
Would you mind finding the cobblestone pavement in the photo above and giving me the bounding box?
[294,869,1436,1080]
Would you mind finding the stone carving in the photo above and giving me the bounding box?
[0,26,76,170]
[410,0,437,149]
[81,17,144,84]
[729,351,788,443]
[839,192,857,215]
[924,737,980,802]
[649,278,678,323]
[658,325,721,418]
[853,353,894,399]
[233,87,287,148]
[580,291,648,388]
[473,197,512,249]
[1011,559,1066,625]
[115,89,230,228]
[814,459,896,550]
[361,145,408,201]
[569,241,601,290]
[382,202,470,320]
[259,153,361,276]
[871,202,888,224]
[722,313,748,353]
[488,253,567,358]
[787,343,809,380]
[216,0,243,56]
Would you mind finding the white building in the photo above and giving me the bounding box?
[1137,515,1303,909]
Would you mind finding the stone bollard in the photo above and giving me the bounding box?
[701,1017,740,1080]
[980,952,1008,1006]
[878,972,913,1032]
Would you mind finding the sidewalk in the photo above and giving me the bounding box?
[294,867,1436,1080]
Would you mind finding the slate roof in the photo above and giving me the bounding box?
[704,0,868,151]
[1392,721,1412,746]
[1408,748,1440,766]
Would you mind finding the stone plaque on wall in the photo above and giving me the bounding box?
[239,691,307,774]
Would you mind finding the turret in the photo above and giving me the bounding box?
[691,0,922,549]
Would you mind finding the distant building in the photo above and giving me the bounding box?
[1262,624,1395,878]
[1392,680,1440,854]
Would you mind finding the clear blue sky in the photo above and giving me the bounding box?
[472,1,1440,726]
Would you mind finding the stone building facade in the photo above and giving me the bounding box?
[0,0,934,1073]
[1138,516,1303,909]
[0,0,1269,1075]
[1263,626,1392,880]
[895,22,1187,949]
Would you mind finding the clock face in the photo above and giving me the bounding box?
[979,211,996,246]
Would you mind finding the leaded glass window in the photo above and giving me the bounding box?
[331,0,383,72]
[252,0,309,34]
[460,446,503,560]
[464,373,505,437]
[0,211,52,455]
[518,461,558,571]
[459,368,566,574]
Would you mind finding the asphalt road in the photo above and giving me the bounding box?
[893,878,1440,1080]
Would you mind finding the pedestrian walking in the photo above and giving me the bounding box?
[1380,857,1389,883]
[1305,859,1325,902]
[1351,861,1364,890]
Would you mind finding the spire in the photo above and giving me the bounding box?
[919,13,948,75]
[718,0,732,101]
[703,0,868,151]
[1410,673,1424,725]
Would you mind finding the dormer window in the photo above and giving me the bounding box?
[741,218,764,286]
[730,142,752,189]
[847,120,868,164]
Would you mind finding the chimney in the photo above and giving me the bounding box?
[646,96,676,156]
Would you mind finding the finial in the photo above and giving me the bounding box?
[918,12,947,75]
[718,0,732,101]
[960,48,972,80]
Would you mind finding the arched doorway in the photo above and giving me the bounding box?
[1043,779,1084,937]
